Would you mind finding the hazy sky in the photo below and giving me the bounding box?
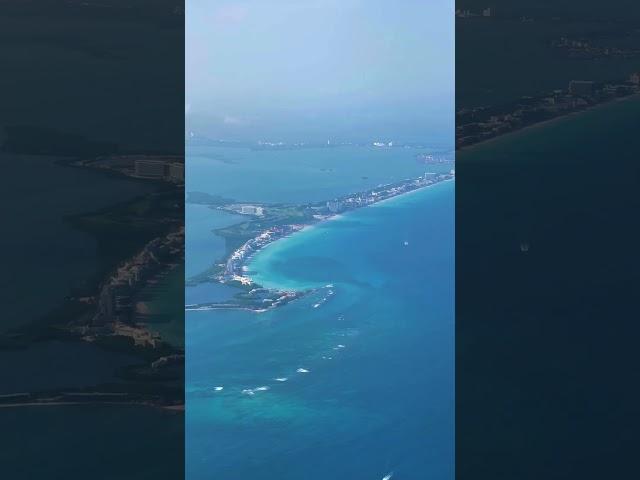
[186,0,454,144]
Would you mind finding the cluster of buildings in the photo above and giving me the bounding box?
[456,73,640,148]
[214,172,455,300]
[110,322,161,348]
[257,140,286,147]
[456,7,492,18]
[222,225,304,284]
[552,37,640,59]
[416,153,454,165]
[89,228,184,345]
[322,171,454,215]
[134,158,184,183]
[77,155,184,184]
[224,204,265,216]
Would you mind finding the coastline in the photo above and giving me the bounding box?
[189,173,454,309]
[247,178,455,290]
[369,176,454,208]
[0,154,186,411]
[0,400,184,412]
[232,172,455,285]
[457,92,640,155]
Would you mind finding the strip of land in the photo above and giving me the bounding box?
[187,170,455,312]
[0,144,186,409]
[457,73,640,150]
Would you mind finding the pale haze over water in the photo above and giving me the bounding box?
[186,0,454,143]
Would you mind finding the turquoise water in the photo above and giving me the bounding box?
[184,144,453,305]
[186,180,454,479]
[187,145,453,203]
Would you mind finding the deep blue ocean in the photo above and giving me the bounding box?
[186,177,454,479]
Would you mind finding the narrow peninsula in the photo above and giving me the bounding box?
[187,169,455,312]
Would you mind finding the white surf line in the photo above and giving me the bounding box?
[301,282,337,310]
[241,385,270,396]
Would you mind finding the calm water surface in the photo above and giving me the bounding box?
[187,145,452,204]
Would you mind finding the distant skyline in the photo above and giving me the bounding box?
[186,0,454,145]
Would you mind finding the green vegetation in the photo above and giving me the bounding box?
[66,188,183,277]
[215,204,315,254]
[186,203,317,288]
[1,181,184,360]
